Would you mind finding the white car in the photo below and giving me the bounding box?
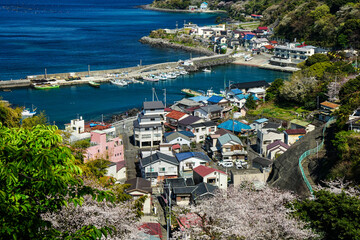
[218,162,234,168]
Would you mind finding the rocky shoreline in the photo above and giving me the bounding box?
[139,36,215,56]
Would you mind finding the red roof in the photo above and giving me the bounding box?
[116,161,126,172]
[285,129,306,135]
[166,110,186,120]
[172,144,181,150]
[164,122,177,129]
[193,165,226,177]
[164,107,172,112]
[139,223,163,238]
[270,40,278,44]
[178,213,202,231]
[263,45,274,50]
[258,26,268,30]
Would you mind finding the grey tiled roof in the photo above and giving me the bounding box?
[125,177,152,194]
[199,105,223,113]
[192,182,217,200]
[190,121,217,128]
[140,152,179,167]
[143,101,164,110]
[178,115,202,126]
[165,132,191,143]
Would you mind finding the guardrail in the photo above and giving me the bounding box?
[298,117,336,196]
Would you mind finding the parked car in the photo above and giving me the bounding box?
[218,161,234,168]
[235,160,248,169]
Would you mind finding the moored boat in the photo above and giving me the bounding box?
[33,83,60,90]
[89,81,100,88]
[203,68,211,73]
[110,79,128,86]
[181,88,204,97]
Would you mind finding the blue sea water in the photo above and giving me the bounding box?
[0,0,290,127]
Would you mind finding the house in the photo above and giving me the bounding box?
[193,165,227,190]
[247,88,266,99]
[250,118,269,132]
[216,133,247,161]
[266,140,289,160]
[105,161,126,181]
[178,115,204,131]
[164,131,192,147]
[165,178,196,206]
[188,5,198,11]
[349,108,360,121]
[187,121,217,143]
[218,119,252,135]
[257,127,284,155]
[270,44,316,67]
[250,38,269,49]
[232,93,259,108]
[347,118,360,132]
[84,130,124,163]
[64,116,91,142]
[165,110,188,129]
[230,168,270,188]
[191,182,218,201]
[140,152,179,185]
[319,101,340,122]
[207,95,229,108]
[176,152,211,177]
[290,119,315,132]
[125,178,152,214]
[200,2,208,10]
[133,101,165,148]
[172,98,201,113]
[252,157,273,173]
[230,80,269,93]
[284,128,306,145]
[194,105,223,121]
[250,14,263,19]
[260,45,274,53]
[188,95,209,104]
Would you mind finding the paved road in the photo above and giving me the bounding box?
[113,117,139,179]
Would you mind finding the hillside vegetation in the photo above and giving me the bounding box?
[151,0,360,49]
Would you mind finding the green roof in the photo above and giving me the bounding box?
[290,119,309,127]
[218,133,243,146]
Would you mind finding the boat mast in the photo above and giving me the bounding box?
[88,65,90,76]
[45,68,47,79]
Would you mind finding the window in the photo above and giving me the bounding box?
[159,167,166,172]
[149,167,154,172]
[106,146,108,150]
[151,118,155,121]
[145,128,150,131]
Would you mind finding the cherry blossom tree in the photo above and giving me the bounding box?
[42,195,144,240]
[174,184,318,240]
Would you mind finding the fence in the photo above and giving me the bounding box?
[298,117,336,196]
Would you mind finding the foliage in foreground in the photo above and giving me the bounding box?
[174,184,318,239]
[0,124,117,239]
[292,181,360,240]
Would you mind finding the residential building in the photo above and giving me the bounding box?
[284,128,306,145]
[216,133,247,161]
[165,110,188,129]
[200,2,208,10]
[176,152,211,177]
[248,88,266,99]
[125,178,152,214]
[172,98,201,113]
[252,157,273,173]
[178,115,204,131]
[164,178,196,206]
[231,168,270,188]
[319,101,340,122]
[257,128,284,155]
[133,101,165,148]
[266,140,289,160]
[164,132,192,147]
[290,119,315,132]
[105,161,126,181]
[187,121,217,143]
[270,44,316,67]
[140,152,179,185]
[230,81,269,93]
[84,130,124,163]
[64,116,91,142]
[347,118,360,132]
[218,119,252,135]
[250,118,269,132]
[193,165,227,190]
[194,105,223,121]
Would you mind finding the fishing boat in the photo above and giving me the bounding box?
[110,79,128,86]
[142,75,159,82]
[21,105,37,118]
[203,68,211,73]
[181,88,204,97]
[89,81,100,88]
[180,70,188,75]
[166,73,177,79]
[33,83,60,90]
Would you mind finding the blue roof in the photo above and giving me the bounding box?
[231,89,242,95]
[178,131,195,137]
[207,95,223,104]
[189,96,209,102]
[218,120,251,132]
[176,152,211,162]
[235,93,259,101]
[255,118,268,124]
[243,34,255,40]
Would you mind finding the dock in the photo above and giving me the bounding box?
[0,53,234,89]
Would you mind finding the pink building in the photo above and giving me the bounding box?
[84,130,124,163]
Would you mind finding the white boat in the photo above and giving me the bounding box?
[166,73,177,79]
[203,68,211,73]
[110,79,128,86]
[21,105,37,118]
[142,75,159,82]
[180,70,188,75]
[158,74,167,80]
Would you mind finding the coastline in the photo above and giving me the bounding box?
[139,4,227,14]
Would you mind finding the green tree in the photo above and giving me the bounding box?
[0,124,114,239]
[82,159,111,179]
[245,95,257,109]
[305,53,330,67]
[21,111,48,128]
[293,189,360,240]
[265,78,284,102]
[0,102,21,128]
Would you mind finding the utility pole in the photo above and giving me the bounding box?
[176,21,178,32]
[44,68,47,79]
[152,88,155,102]
[163,88,167,107]
[167,182,172,240]
[88,65,90,76]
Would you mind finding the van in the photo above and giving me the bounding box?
[218,161,234,168]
